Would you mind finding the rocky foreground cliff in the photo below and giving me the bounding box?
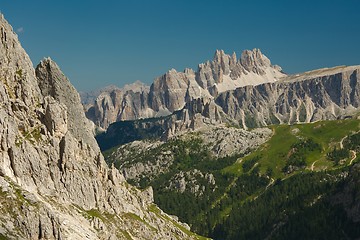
[0,14,206,239]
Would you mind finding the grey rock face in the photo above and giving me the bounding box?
[215,66,360,129]
[0,14,201,240]
[195,48,282,92]
[85,48,285,129]
[36,58,99,150]
[87,49,360,136]
[87,81,152,129]
[240,48,272,74]
[148,69,196,112]
[112,140,174,183]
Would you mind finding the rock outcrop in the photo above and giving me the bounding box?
[167,169,216,196]
[0,14,203,240]
[36,58,99,150]
[85,49,285,129]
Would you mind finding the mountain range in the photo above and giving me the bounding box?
[84,48,285,129]
[84,49,360,138]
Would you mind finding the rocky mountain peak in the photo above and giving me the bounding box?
[213,49,226,61]
[231,52,237,64]
[36,57,99,150]
[0,13,42,107]
[240,48,272,74]
[184,67,195,75]
[122,80,149,93]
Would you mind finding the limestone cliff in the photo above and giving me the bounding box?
[0,14,204,240]
[86,81,152,129]
[215,65,360,129]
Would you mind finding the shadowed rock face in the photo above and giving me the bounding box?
[85,48,285,129]
[0,14,200,240]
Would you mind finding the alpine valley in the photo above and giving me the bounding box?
[86,25,360,240]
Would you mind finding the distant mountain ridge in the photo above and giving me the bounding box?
[84,48,285,129]
[83,48,360,139]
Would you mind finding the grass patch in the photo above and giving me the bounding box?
[123,212,157,232]
[119,230,132,240]
[77,207,112,224]
[0,233,8,240]
[15,69,23,78]
[16,126,43,146]
[86,209,104,219]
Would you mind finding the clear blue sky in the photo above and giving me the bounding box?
[1,0,360,91]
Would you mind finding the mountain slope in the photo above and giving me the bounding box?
[0,14,206,240]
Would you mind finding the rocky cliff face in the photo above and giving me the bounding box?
[86,81,152,129]
[0,14,204,240]
[215,65,360,129]
[85,49,285,129]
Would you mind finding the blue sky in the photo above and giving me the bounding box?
[1,0,360,91]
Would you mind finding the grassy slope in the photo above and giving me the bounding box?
[223,119,360,178]
[213,119,360,234]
